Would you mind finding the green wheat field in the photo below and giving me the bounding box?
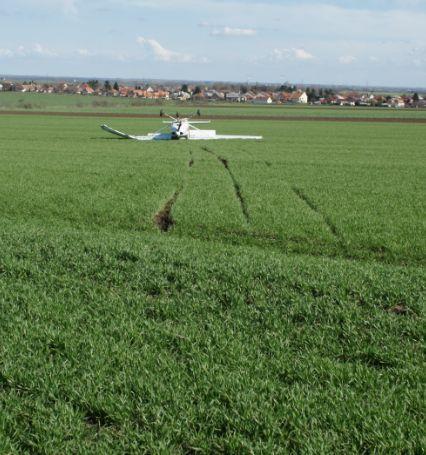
[0,103,425,452]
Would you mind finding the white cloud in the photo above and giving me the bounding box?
[16,45,26,57]
[211,26,257,36]
[137,36,195,63]
[339,55,357,64]
[75,48,130,61]
[33,43,58,57]
[270,48,291,61]
[0,48,14,58]
[294,48,314,60]
[77,48,92,57]
[1,43,58,58]
[269,48,314,61]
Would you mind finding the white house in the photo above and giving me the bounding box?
[252,95,273,104]
[204,90,225,100]
[172,90,191,101]
[287,91,308,104]
[226,92,246,102]
[298,91,308,104]
[391,97,405,108]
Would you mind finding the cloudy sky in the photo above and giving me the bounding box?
[1,0,425,86]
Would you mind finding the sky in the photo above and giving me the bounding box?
[0,0,425,87]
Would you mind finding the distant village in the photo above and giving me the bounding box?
[0,79,425,108]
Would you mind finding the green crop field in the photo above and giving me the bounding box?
[2,92,426,119]
[0,112,425,452]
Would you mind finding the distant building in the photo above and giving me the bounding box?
[279,91,308,104]
[252,95,273,104]
[289,91,308,104]
[172,90,191,101]
[79,83,95,95]
[391,97,405,108]
[226,92,245,102]
[204,90,225,101]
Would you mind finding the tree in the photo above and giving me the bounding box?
[413,93,419,102]
[87,80,99,90]
[104,80,112,91]
[306,87,318,102]
[193,86,202,95]
[279,84,297,93]
[113,82,119,91]
[181,84,189,93]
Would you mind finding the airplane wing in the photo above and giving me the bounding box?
[188,135,263,140]
[101,124,172,141]
[101,124,133,139]
[188,130,262,140]
[213,134,263,140]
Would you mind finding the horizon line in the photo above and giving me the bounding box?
[1,73,425,92]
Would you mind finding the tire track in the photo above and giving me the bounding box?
[292,186,344,244]
[154,188,182,232]
[202,146,250,223]
[154,151,194,232]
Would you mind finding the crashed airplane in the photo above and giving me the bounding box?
[101,114,262,141]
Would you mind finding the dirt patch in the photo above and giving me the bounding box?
[188,150,194,168]
[388,304,408,315]
[154,190,181,232]
[83,407,117,430]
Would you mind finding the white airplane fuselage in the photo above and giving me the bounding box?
[170,120,190,139]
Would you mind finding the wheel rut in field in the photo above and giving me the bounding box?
[292,186,343,243]
[188,150,194,168]
[154,152,194,232]
[154,188,181,232]
[202,146,250,223]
